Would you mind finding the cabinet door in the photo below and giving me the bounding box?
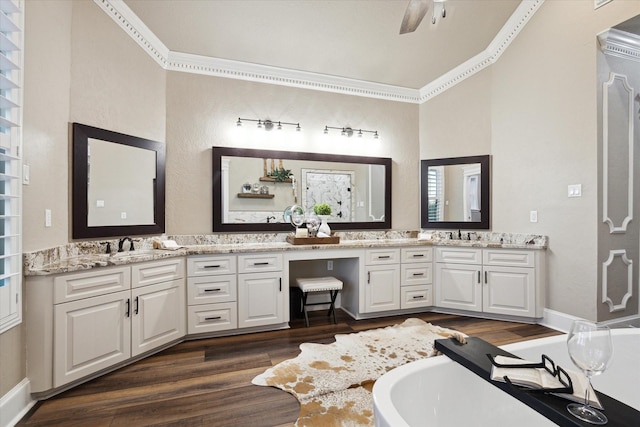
[483,266,536,317]
[364,264,400,313]
[131,279,186,357]
[237,272,283,328]
[54,290,131,387]
[435,263,482,312]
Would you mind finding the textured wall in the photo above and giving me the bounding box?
[165,72,419,235]
[420,0,640,321]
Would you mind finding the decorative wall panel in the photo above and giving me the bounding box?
[602,249,633,312]
[602,72,634,234]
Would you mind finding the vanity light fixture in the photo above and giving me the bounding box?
[236,117,301,131]
[324,125,379,139]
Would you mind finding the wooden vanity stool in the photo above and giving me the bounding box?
[294,276,343,327]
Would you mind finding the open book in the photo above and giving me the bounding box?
[490,355,603,409]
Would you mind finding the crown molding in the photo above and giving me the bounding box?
[95,0,543,104]
[598,28,640,63]
[419,0,544,102]
[166,51,422,103]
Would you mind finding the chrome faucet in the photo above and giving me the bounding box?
[118,237,134,252]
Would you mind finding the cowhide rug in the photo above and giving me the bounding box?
[251,318,467,426]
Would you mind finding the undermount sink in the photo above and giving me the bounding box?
[109,249,158,258]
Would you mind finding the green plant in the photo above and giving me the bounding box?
[267,167,292,182]
[313,203,332,216]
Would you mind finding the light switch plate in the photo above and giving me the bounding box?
[530,210,538,223]
[568,184,582,198]
[23,164,29,185]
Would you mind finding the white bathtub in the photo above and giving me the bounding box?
[373,329,639,427]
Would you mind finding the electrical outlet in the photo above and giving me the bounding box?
[327,260,333,271]
[45,209,52,227]
[120,212,127,219]
[530,210,538,223]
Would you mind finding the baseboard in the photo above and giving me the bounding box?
[539,308,581,333]
[0,378,36,427]
[601,314,640,328]
[539,308,640,332]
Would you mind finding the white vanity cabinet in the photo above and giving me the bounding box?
[435,247,543,318]
[400,247,433,309]
[130,259,186,357]
[186,255,238,334]
[237,253,284,328]
[27,258,186,394]
[363,248,400,313]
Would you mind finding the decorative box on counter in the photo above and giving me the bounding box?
[286,234,340,245]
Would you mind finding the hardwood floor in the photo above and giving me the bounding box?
[18,311,561,427]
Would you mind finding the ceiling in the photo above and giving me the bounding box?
[123,0,522,90]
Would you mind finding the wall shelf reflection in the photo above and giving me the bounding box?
[237,193,275,199]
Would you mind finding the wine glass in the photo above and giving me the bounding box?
[566,320,614,425]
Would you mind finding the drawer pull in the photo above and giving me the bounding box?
[125,298,130,317]
[204,265,221,269]
[412,295,425,299]
[253,262,270,266]
[205,316,222,321]
[377,255,391,259]
[134,296,139,315]
[412,254,425,258]
[412,272,424,276]
[204,288,222,293]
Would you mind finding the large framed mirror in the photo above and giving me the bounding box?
[420,155,490,230]
[212,146,392,232]
[72,123,166,239]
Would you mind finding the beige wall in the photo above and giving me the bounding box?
[8,0,640,402]
[165,72,418,234]
[6,0,417,399]
[420,0,640,321]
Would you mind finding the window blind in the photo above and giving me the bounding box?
[427,166,444,222]
[0,0,23,334]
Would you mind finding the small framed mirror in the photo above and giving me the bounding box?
[420,155,491,230]
[72,123,166,239]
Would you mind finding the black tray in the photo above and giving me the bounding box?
[435,337,639,427]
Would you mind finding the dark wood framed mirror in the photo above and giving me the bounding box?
[72,123,166,239]
[212,146,392,232]
[420,155,490,230]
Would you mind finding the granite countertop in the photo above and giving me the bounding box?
[23,231,548,276]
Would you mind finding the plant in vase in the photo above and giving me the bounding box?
[313,203,332,237]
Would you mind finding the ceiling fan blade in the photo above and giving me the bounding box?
[399,0,430,34]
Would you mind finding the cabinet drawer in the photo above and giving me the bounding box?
[187,275,237,305]
[187,302,237,334]
[238,253,282,273]
[483,250,535,268]
[365,248,400,265]
[401,263,432,286]
[187,255,236,276]
[401,285,432,309]
[401,247,433,263]
[132,258,185,288]
[54,266,131,304]
[435,247,481,264]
